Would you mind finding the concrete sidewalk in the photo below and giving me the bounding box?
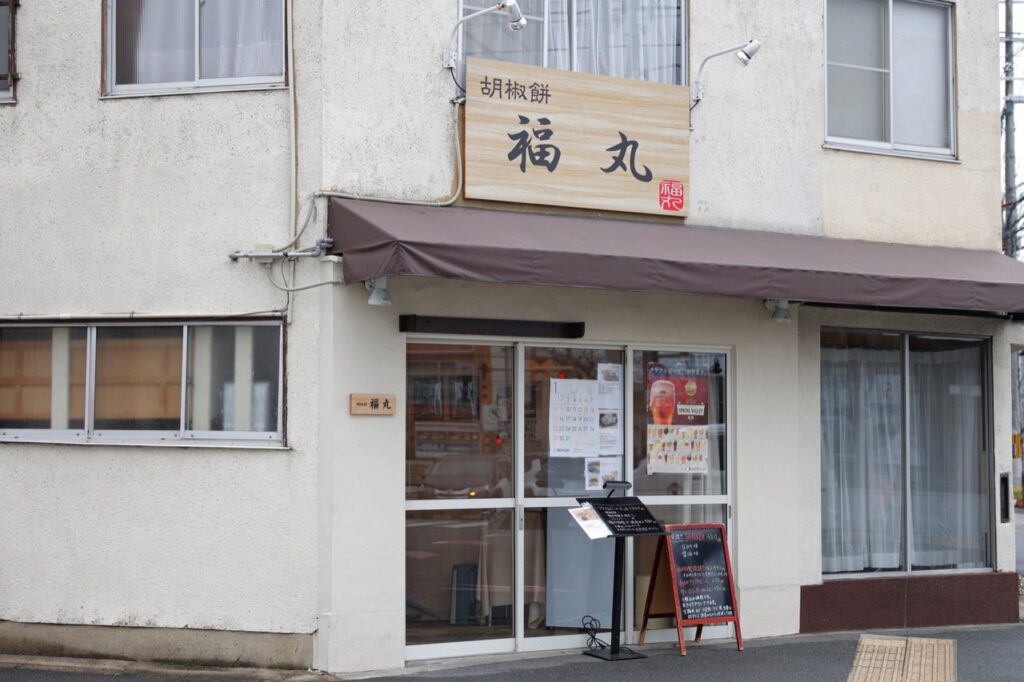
[363,625,1024,681]
[1,625,1022,682]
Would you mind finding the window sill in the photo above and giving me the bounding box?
[823,142,959,164]
[0,435,289,451]
[823,567,994,581]
[0,98,15,105]
[101,82,288,101]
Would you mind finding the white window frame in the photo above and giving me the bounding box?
[820,327,994,580]
[824,0,957,161]
[103,0,287,98]
[459,0,689,85]
[0,320,285,447]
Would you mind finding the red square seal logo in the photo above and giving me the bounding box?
[659,180,685,212]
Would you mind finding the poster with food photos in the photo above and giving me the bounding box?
[647,424,710,475]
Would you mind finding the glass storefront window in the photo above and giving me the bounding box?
[0,327,87,430]
[94,327,183,431]
[186,325,281,433]
[524,347,625,498]
[909,336,988,570]
[406,344,515,501]
[820,329,991,574]
[631,350,728,496]
[406,509,514,644]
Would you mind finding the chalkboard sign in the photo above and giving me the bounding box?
[639,523,742,656]
[577,496,665,537]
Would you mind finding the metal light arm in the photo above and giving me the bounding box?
[692,42,751,104]
[443,2,524,70]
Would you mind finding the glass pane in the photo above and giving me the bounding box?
[406,509,514,644]
[633,351,727,496]
[0,5,9,90]
[406,345,514,501]
[187,325,280,433]
[827,64,889,142]
[115,0,195,85]
[524,347,625,499]
[827,0,888,69]
[463,1,548,68]
[200,0,284,79]
[547,0,571,70]
[820,330,904,574]
[633,505,727,630]
[0,328,86,430]
[909,336,989,570]
[892,0,950,149]
[524,507,614,637]
[575,0,683,84]
[94,327,182,431]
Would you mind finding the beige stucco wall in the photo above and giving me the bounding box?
[315,275,806,671]
[0,0,324,636]
[316,1,999,248]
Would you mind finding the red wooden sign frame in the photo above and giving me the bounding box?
[639,522,742,656]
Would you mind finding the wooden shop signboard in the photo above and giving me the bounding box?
[465,58,690,217]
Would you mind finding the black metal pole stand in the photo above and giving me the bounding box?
[583,535,645,661]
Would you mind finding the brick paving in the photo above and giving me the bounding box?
[847,635,955,682]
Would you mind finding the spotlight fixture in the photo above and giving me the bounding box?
[692,38,763,105]
[365,277,392,306]
[764,299,792,324]
[735,39,762,67]
[443,1,528,73]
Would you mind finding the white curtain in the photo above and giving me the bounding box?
[575,0,682,84]
[822,337,989,574]
[909,342,986,569]
[200,0,284,79]
[463,0,680,81]
[116,0,195,85]
[821,343,904,573]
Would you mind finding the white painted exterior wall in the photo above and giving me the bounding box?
[0,0,1011,676]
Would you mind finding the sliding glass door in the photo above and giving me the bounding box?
[405,341,734,658]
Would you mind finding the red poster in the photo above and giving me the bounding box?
[646,364,708,425]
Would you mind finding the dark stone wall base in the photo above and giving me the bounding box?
[800,572,1020,633]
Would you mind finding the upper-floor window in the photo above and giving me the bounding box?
[0,0,15,102]
[105,0,286,96]
[0,322,284,446]
[461,0,687,85]
[826,0,955,157]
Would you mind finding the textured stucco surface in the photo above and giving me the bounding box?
[0,0,321,635]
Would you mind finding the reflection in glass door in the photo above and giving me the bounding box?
[520,346,625,646]
[405,344,516,655]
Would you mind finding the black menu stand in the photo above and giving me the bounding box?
[576,481,665,662]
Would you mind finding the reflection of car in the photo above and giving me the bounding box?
[420,454,512,499]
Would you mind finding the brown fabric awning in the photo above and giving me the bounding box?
[327,197,1024,316]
